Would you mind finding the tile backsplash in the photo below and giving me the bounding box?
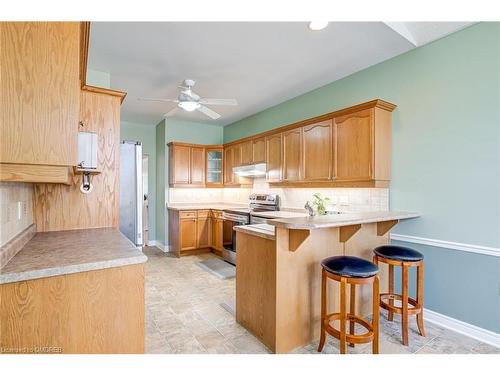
[0,182,34,247]
[169,178,389,212]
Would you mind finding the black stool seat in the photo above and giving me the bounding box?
[374,245,423,262]
[321,256,379,278]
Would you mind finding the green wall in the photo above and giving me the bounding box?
[223,23,500,332]
[86,69,111,88]
[165,118,224,144]
[121,121,157,242]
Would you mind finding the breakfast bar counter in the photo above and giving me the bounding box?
[234,211,419,353]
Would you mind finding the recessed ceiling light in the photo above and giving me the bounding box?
[309,21,329,31]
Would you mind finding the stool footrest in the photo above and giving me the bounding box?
[324,313,374,345]
[379,293,422,315]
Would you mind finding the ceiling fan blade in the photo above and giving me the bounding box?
[199,98,238,106]
[164,107,179,117]
[138,97,178,103]
[197,105,221,120]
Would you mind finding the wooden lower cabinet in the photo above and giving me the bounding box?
[169,209,224,256]
[180,217,197,251]
[0,264,145,354]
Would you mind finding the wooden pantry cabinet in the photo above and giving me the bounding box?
[0,22,80,167]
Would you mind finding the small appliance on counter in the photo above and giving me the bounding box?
[221,194,279,264]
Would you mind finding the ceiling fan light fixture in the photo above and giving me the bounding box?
[178,101,200,112]
[308,21,329,31]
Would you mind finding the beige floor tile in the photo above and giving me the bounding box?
[142,246,495,355]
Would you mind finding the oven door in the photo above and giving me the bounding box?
[222,213,248,265]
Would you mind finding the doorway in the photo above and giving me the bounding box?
[142,154,149,245]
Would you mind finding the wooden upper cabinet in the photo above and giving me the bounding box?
[206,147,223,186]
[266,133,282,182]
[0,22,80,166]
[240,140,253,165]
[168,143,206,187]
[190,147,205,185]
[252,137,266,164]
[302,120,333,181]
[334,109,373,181]
[169,144,191,185]
[233,143,243,168]
[223,145,234,184]
[282,128,302,181]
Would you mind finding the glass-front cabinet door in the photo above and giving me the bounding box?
[206,147,223,186]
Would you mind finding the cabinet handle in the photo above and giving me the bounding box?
[79,121,84,128]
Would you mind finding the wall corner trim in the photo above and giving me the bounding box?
[390,233,500,257]
[424,308,500,348]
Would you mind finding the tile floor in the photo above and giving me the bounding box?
[143,246,498,354]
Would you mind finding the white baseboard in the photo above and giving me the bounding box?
[146,240,168,252]
[424,308,500,348]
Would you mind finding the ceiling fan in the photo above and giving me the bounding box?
[138,79,238,120]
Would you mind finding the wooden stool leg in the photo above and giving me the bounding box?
[416,261,426,337]
[401,264,409,346]
[372,275,380,354]
[349,283,356,347]
[388,264,394,321]
[340,277,347,354]
[318,269,327,352]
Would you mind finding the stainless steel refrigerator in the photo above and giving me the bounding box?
[119,141,143,246]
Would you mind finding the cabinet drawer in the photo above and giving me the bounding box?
[211,210,223,219]
[179,211,197,219]
[197,210,210,218]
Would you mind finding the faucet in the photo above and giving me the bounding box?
[304,201,316,216]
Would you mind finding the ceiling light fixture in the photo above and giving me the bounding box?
[178,101,200,112]
[309,21,329,31]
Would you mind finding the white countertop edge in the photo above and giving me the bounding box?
[267,212,420,229]
[0,254,148,285]
[234,224,276,240]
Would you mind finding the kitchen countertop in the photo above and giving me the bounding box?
[267,211,419,230]
[234,224,276,240]
[167,202,248,211]
[249,211,308,219]
[0,228,147,284]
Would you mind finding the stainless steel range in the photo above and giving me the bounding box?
[221,194,279,264]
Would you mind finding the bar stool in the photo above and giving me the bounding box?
[318,256,380,354]
[373,245,425,346]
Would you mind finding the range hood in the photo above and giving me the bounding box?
[233,163,266,177]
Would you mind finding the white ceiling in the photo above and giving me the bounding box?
[88,22,472,126]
